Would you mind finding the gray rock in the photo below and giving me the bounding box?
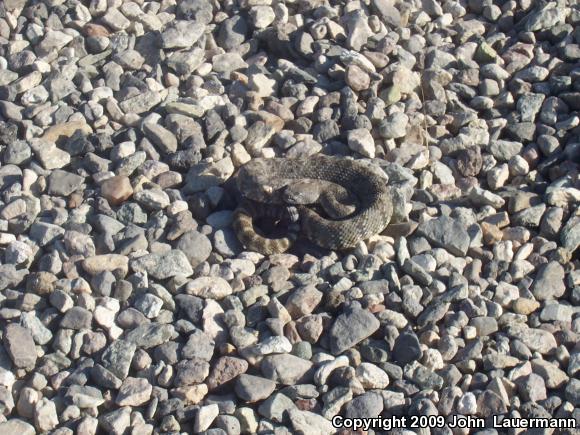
[328,305,380,354]
[235,374,276,402]
[116,377,152,406]
[60,307,92,330]
[161,21,206,49]
[65,385,105,408]
[4,324,37,368]
[257,393,296,423]
[143,122,178,154]
[288,409,335,435]
[174,358,211,386]
[217,16,248,50]
[371,0,402,27]
[561,216,580,254]
[261,354,313,385]
[182,328,215,361]
[488,140,523,161]
[29,222,65,247]
[101,340,136,379]
[531,261,566,300]
[130,250,193,279]
[404,361,444,390]
[344,391,384,418]
[0,419,35,435]
[119,91,161,114]
[506,324,557,354]
[565,378,580,406]
[417,215,470,256]
[177,230,212,267]
[524,6,567,31]
[99,407,131,434]
[34,398,59,431]
[20,312,52,345]
[47,170,84,196]
[392,331,422,364]
[125,323,175,349]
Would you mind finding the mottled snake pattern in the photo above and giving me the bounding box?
[233,156,393,254]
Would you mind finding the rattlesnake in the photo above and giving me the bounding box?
[233,155,393,254]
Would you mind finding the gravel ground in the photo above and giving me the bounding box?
[0,0,579,434]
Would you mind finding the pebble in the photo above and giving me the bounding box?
[100,176,133,205]
[131,250,193,279]
[4,324,37,369]
[116,377,152,406]
[328,305,380,354]
[347,129,375,158]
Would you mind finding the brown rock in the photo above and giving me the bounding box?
[171,384,208,405]
[100,176,133,205]
[83,23,110,37]
[82,254,129,278]
[481,222,503,245]
[41,121,92,143]
[511,297,540,315]
[26,272,57,295]
[206,356,248,390]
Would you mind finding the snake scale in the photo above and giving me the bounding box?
[233,155,393,254]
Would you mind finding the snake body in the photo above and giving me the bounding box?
[233,156,393,254]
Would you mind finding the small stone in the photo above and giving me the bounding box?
[100,407,131,434]
[206,356,248,390]
[119,91,162,115]
[515,373,547,402]
[249,6,275,29]
[100,176,133,205]
[217,16,248,50]
[248,74,276,98]
[101,340,136,379]
[161,21,205,49]
[192,404,219,433]
[29,139,71,170]
[4,324,37,368]
[417,215,470,256]
[235,374,277,402]
[143,122,178,154]
[174,358,211,386]
[378,112,408,139]
[531,261,566,301]
[345,65,370,92]
[65,385,105,408]
[392,331,422,364]
[488,140,523,162]
[0,420,35,435]
[82,254,129,277]
[60,307,93,330]
[34,398,59,432]
[261,354,313,385]
[47,170,84,196]
[125,323,175,349]
[506,324,557,355]
[288,409,335,435]
[176,231,212,267]
[258,393,297,423]
[328,305,380,354]
[116,377,152,406]
[347,128,375,158]
[131,250,193,279]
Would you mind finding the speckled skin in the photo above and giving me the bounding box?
[233,156,393,254]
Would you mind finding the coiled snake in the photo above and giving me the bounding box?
[233,155,393,254]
